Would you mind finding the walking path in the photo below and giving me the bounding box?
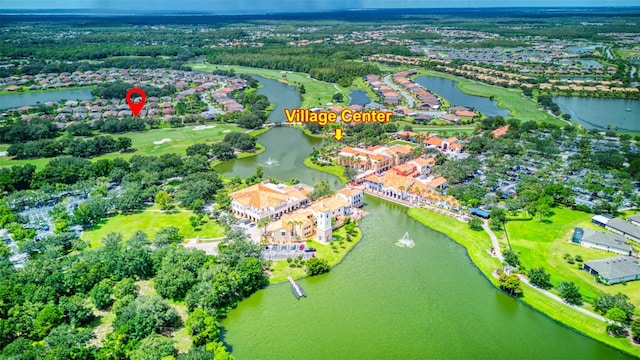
[484,226,610,324]
[482,223,504,262]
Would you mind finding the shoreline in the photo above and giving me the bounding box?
[406,206,640,357]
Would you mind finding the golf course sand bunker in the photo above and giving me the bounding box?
[222,130,231,133]
[193,125,216,131]
[153,138,172,145]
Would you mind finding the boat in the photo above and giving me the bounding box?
[625,108,632,112]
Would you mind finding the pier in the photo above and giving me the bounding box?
[288,276,306,299]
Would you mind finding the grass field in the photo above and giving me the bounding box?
[303,157,347,185]
[414,70,566,126]
[189,63,349,109]
[268,225,363,284]
[505,207,640,308]
[83,209,225,248]
[0,124,249,168]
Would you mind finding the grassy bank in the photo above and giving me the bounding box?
[189,63,349,109]
[303,157,347,184]
[82,208,225,248]
[407,208,500,285]
[505,207,640,308]
[413,70,566,126]
[0,124,247,169]
[268,226,363,284]
[409,206,640,357]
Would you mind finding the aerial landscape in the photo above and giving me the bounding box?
[2,0,640,359]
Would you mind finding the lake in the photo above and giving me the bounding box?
[251,74,301,123]
[553,96,640,131]
[415,76,509,117]
[348,90,371,106]
[0,88,94,109]
[216,75,634,359]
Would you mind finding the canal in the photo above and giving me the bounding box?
[217,74,634,359]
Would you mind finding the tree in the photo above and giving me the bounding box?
[112,295,180,342]
[115,137,133,152]
[503,249,519,267]
[130,334,176,360]
[187,308,220,347]
[152,226,183,247]
[33,304,63,339]
[605,308,627,336]
[155,190,174,211]
[310,181,332,200]
[206,341,235,360]
[594,293,635,321]
[631,318,640,342]
[90,279,113,310]
[113,278,139,299]
[498,272,523,297]
[306,257,330,276]
[558,281,582,305]
[527,267,552,290]
[468,217,483,231]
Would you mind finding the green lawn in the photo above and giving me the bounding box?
[505,207,640,308]
[83,209,225,248]
[189,63,349,109]
[0,124,247,169]
[414,70,566,126]
[268,226,363,284]
[407,208,501,285]
[410,206,640,357]
[303,157,347,185]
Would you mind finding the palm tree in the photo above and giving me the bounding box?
[257,217,271,244]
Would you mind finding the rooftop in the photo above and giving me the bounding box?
[581,228,632,253]
[584,256,640,281]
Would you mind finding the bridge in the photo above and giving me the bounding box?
[288,276,306,299]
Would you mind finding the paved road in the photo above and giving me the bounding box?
[383,74,414,108]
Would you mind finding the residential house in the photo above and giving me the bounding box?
[583,256,640,284]
[572,228,632,256]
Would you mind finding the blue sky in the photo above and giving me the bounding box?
[1,0,638,13]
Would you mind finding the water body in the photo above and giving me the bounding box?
[251,74,301,123]
[415,76,509,117]
[348,90,371,106]
[214,74,633,359]
[554,96,640,131]
[0,88,94,109]
[578,60,603,68]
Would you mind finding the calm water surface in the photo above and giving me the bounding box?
[0,88,94,109]
[348,90,371,105]
[215,74,634,359]
[415,76,509,117]
[554,96,640,131]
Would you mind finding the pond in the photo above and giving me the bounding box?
[0,87,94,109]
[415,76,509,117]
[348,90,371,106]
[553,96,640,131]
[215,74,635,359]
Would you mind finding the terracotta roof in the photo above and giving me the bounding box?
[425,137,443,147]
[409,157,436,167]
[428,177,447,188]
[492,125,510,138]
[338,187,363,197]
[229,182,312,209]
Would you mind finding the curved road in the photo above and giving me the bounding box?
[383,74,415,108]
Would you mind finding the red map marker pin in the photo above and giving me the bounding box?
[126,88,146,117]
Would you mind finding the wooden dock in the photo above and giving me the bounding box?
[288,276,306,299]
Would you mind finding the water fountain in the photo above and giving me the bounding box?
[395,232,415,248]
[264,157,279,166]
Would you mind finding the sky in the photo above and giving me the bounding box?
[1,0,638,13]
